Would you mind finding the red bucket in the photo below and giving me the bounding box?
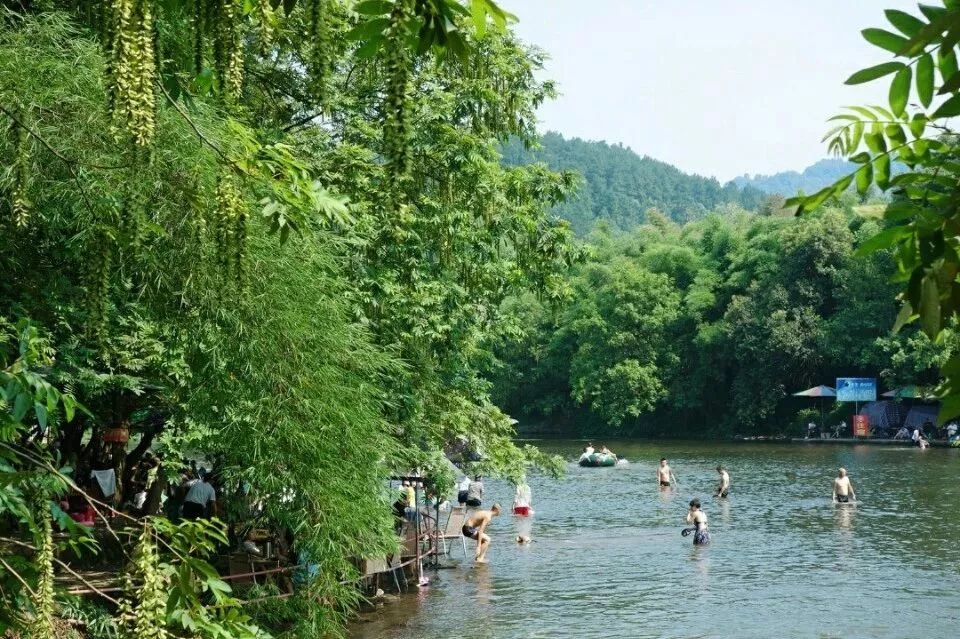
[512,505,530,516]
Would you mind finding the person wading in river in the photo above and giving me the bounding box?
[462,504,501,563]
[684,499,710,545]
[715,465,730,498]
[657,458,676,488]
[832,467,857,503]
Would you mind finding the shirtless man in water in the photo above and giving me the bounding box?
[832,467,857,503]
[715,465,730,498]
[657,458,675,488]
[462,504,501,563]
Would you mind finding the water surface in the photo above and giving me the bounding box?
[350,440,960,639]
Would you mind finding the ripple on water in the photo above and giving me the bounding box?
[350,441,960,639]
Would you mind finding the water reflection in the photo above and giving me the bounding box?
[350,441,960,639]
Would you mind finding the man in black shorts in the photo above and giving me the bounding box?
[462,504,501,563]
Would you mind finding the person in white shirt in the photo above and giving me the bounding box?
[465,476,483,508]
[457,476,471,506]
[182,469,217,519]
[912,427,921,445]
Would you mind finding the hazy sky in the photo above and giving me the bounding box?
[502,0,917,181]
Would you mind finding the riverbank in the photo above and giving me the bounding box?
[788,437,955,448]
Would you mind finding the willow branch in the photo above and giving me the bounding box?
[0,104,128,170]
[0,554,36,599]
[0,537,121,605]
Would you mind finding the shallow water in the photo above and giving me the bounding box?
[350,440,960,639]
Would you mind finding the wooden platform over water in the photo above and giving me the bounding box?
[789,437,953,448]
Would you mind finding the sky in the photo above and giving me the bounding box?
[502,0,918,182]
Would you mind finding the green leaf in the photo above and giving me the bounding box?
[909,113,927,138]
[889,66,912,116]
[885,9,927,37]
[938,68,960,94]
[862,28,910,54]
[471,0,487,37]
[850,119,865,151]
[346,17,390,41]
[893,301,915,333]
[855,225,906,256]
[353,36,383,60]
[921,274,941,337]
[865,129,887,154]
[933,93,960,117]
[850,151,871,163]
[12,393,29,422]
[939,48,959,83]
[34,402,47,429]
[875,154,892,188]
[845,62,906,85]
[918,3,948,22]
[855,162,873,195]
[917,52,935,106]
[885,123,907,144]
[62,394,75,422]
[883,200,922,222]
[355,0,391,15]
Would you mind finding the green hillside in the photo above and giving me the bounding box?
[501,132,767,234]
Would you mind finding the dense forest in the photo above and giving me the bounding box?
[487,196,955,437]
[500,132,768,233]
[732,158,855,195]
[7,0,960,637]
[0,1,570,637]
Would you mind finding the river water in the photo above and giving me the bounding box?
[350,440,960,639]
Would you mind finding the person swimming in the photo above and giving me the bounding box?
[685,499,710,545]
[832,467,857,503]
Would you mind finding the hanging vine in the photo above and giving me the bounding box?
[215,171,245,284]
[118,525,169,639]
[257,0,276,56]
[29,499,55,639]
[214,0,245,102]
[85,225,114,339]
[9,115,31,228]
[109,0,157,147]
[308,0,333,103]
[383,0,413,196]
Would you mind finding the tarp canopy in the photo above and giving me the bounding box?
[904,405,939,431]
[792,385,837,397]
[859,401,907,436]
[881,385,937,400]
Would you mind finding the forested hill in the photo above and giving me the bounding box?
[501,132,767,234]
[731,158,854,195]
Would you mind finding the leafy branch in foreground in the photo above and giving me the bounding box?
[791,0,960,421]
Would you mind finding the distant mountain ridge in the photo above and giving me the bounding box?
[501,132,767,234]
[731,158,855,196]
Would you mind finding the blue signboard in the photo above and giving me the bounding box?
[836,377,877,402]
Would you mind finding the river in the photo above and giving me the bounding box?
[350,440,960,639]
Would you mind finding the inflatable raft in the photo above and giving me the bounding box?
[578,453,617,467]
